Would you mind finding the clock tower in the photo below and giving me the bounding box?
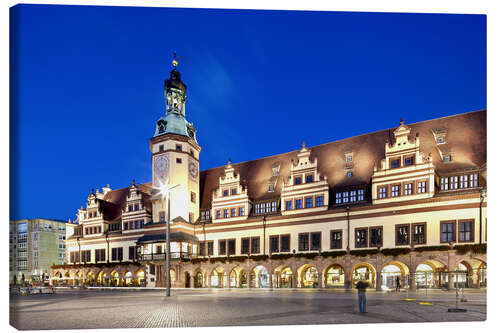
[150,55,201,223]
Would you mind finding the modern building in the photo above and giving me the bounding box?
[10,218,68,283]
[51,59,487,290]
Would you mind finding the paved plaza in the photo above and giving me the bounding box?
[10,288,486,330]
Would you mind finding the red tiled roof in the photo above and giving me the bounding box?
[199,110,486,209]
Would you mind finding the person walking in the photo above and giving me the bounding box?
[355,279,368,314]
[396,276,401,292]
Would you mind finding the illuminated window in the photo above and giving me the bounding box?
[413,224,426,245]
[330,231,342,249]
[350,190,356,202]
[404,183,413,195]
[223,209,228,218]
[395,225,409,245]
[355,229,367,248]
[357,189,364,201]
[391,185,400,197]
[450,176,458,190]
[239,207,244,216]
[460,175,468,188]
[342,192,349,203]
[418,181,427,193]
[347,171,353,178]
[443,155,452,162]
[441,177,449,190]
[335,193,342,204]
[316,196,324,207]
[285,200,292,211]
[469,174,479,187]
[231,208,236,217]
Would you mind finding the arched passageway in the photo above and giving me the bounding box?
[274,266,293,288]
[351,263,376,288]
[194,270,204,288]
[250,265,269,288]
[297,264,318,288]
[210,267,226,288]
[381,261,409,290]
[324,264,345,288]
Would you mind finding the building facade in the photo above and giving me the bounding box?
[51,60,487,291]
[10,218,68,283]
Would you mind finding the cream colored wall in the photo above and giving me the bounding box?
[200,197,486,256]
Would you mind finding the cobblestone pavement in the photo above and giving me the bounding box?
[9,288,486,330]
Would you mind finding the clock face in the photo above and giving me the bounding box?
[154,155,169,187]
[189,160,198,181]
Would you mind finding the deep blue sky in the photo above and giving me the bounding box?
[10,4,486,221]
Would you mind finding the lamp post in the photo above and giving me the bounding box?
[159,183,180,297]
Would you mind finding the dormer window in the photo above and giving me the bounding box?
[268,184,275,192]
[347,172,353,178]
[404,155,415,166]
[390,158,401,169]
[443,155,452,163]
[295,177,302,185]
[437,136,445,144]
[346,155,353,163]
[306,174,313,183]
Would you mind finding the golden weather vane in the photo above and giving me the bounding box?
[172,51,180,68]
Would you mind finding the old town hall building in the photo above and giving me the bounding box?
[51,59,487,291]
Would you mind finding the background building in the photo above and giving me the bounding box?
[10,218,68,283]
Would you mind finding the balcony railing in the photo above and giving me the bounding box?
[138,252,193,261]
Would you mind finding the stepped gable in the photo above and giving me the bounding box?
[199,110,486,210]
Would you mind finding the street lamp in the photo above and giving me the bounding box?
[159,182,180,297]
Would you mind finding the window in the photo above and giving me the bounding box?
[404,183,413,195]
[231,208,236,217]
[418,181,427,193]
[355,228,367,248]
[343,192,349,203]
[239,207,244,216]
[112,247,123,261]
[159,211,165,222]
[330,230,342,249]
[176,158,182,164]
[271,201,277,212]
[81,250,91,262]
[191,192,196,203]
[450,176,458,190]
[441,221,455,243]
[231,188,237,195]
[216,210,221,219]
[306,174,313,183]
[441,177,449,191]
[347,171,353,178]
[159,144,164,152]
[346,155,353,162]
[95,249,106,262]
[199,242,206,256]
[391,185,400,197]
[176,144,182,151]
[357,189,364,201]
[156,245,162,254]
[223,209,228,218]
[298,233,309,251]
[444,155,452,162]
[437,136,445,144]
[129,246,136,260]
[223,190,229,197]
[350,190,356,202]
[379,187,387,199]
[460,175,468,188]
[268,184,275,192]
[305,197,313,208]
[251,237,260,254]
[228,239,236,255]
[404,156,414,166]
[207,241,214,256]
[311,232,321,250]
[270,236,279,253]
[124,223,128,230]
[285,200,292,211]
[295,199,302,209]
[219,240,227,255]
[395,225,409,245]
[412,224,426,245]
[369,227,383,247]
[470,174,479,187]
[134,203,140,211]
[280,235,290,252]
[316,196,324,207]
[241,238,250,254]
[390,158,400,169]
[295,177,302,185]
[265,202,271,213]
[459,221,474,242]
[335,193,342,204]
[202,210,210,220]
